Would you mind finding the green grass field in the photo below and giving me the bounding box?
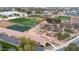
[8,18,41,32]
[58,16,71,21]
[0,40,18,51]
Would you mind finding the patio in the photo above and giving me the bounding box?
[0,20,16,27]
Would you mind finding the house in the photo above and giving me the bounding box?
[63,16,79,29]
[0,11,28,17]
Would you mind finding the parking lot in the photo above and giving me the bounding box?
[0,34,19,45]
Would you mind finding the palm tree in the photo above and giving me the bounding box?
[18,37,36,51]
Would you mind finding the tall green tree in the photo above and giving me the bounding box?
[57,32,70,40]
[46,18,52,24]
[35,10,42,14]
[45,17,61,24]
[18,37,36,51]
[52,17,61,24]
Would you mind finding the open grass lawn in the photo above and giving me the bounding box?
[8,18,41,31]
[0,40,18,51]
[9,18,40,24]
[58,16,71,20]
[9,18,41,27]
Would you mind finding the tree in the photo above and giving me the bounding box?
[27,9,32,15]
[46,18,52,24]
[16,8,22,12]
[45,17,61,24]
[18,37,36,51]
[57,32,70,40]
[52,17,61,24]
[64,43,79,51]
[16,8,28,13]
[35,10,42,14]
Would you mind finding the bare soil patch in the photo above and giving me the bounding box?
[0,20,16,27]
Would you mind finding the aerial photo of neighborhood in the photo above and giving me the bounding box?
[0,7,79,51]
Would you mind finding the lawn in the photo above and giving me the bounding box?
[8,18,41,31]
[0,40,18,51]
[58,16,71,21]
